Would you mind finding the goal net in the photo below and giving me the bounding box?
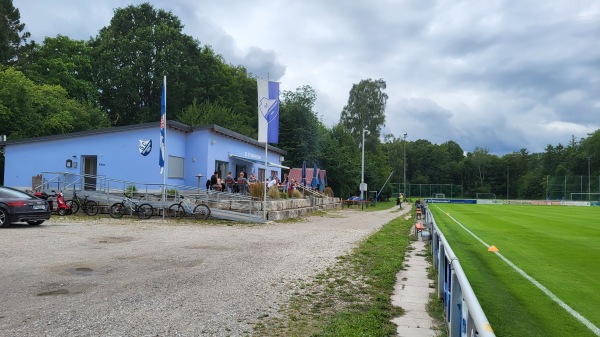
[476,193,496,199]
[570,193,600,201]
[432,193,445,199]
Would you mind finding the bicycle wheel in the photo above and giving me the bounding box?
[109,203,126,219]
[168,204,184,219]
[137,203,154,219]
[84,201,99,216]
[193,204,211,220]
[65,200,80,214]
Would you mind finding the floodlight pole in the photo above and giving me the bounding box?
[361,128,365,200]
[588,156,591,199]
[403,133,407,197]
[507,166,509,200]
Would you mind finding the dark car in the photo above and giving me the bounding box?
[0,186,51,227]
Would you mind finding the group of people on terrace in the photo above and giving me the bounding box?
[207,171,298,195]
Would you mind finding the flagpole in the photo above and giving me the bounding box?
[162,75,167,218]
[264,126,268,220]
[263,74,269,220]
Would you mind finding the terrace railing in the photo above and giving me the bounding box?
[425,206,496,337]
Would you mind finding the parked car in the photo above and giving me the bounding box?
[0,186,51,227]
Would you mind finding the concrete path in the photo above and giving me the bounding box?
[391,222,439,337]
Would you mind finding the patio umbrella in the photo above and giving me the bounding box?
[311,163,318,188]
[301,160,307,186]
[318,171,324,192]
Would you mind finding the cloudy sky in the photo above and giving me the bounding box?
[14,0,600,154]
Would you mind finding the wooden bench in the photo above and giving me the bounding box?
[415,223,426,237]
[416,208,422,219]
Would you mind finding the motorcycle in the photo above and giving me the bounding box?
[34,190,72,215]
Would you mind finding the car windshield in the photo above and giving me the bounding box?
[0,188,33,199]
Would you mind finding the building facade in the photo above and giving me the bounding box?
[0,121,287,191]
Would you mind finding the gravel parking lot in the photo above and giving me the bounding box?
[0,208,401,336]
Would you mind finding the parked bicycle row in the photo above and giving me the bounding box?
[35,191,211,220]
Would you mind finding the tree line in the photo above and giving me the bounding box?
[1,1,598,199]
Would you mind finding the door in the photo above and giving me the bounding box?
[82,156,97,190]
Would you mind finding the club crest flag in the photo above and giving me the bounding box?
[257,79,280,143]
[159,79,166,174]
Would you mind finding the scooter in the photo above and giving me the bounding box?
[34,190,72,215]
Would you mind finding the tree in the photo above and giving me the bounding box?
[0,67,110,139]
[340,78,387,149]
[90,3,204,125]
[0,0,31,65]
[580,130,600,176]
[278,85,324,168]
[319,124,361,198]
[471,147,491,188]
[21,35,98,104]
[176,98,255,136]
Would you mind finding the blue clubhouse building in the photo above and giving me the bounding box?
[1,121,287,191]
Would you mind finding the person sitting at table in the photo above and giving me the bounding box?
[224,172,236,192]
[210,171,222,191]
[237,171,250,193]
[248,172,257,184]
[267,177,279,189]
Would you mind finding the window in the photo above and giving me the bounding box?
[235,165,247,179]
[168,156,184,179]
[258,168,265,182]
[215,160,228,180]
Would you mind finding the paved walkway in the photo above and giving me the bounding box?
[391,220,439,337]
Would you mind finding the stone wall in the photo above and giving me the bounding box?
[207,197,342,221]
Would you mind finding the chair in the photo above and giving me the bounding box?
[236,178,249,195]
[224,177,235,193]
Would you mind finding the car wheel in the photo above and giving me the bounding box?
[27,220,44,226]
[0,208,10,227]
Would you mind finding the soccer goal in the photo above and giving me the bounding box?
[570,193,600,201]
[432,193,445,199]
[476,193,496,199]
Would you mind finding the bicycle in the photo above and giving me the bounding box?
[65,191,99,216]
[109,193,154,219]
[167,195,211,220]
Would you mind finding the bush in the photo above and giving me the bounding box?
[323,186,334,197]
[125,184,138,197]
[166,188,178,200]
[249,183,264,200]
[291,189,304,199]
[268,186,280,199]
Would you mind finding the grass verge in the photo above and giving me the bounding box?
[253,213,413,336]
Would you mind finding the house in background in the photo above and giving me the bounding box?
[288,167,327,192]
[0,121,287,191]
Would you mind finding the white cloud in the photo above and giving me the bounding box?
[13,0,600,154]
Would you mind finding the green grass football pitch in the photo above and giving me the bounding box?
[429,204,600,337]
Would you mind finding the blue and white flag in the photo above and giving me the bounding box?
[159,77,166,174]
[257,79,280,143]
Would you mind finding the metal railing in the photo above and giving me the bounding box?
[425,206,496,337]
[36,171,260,218]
